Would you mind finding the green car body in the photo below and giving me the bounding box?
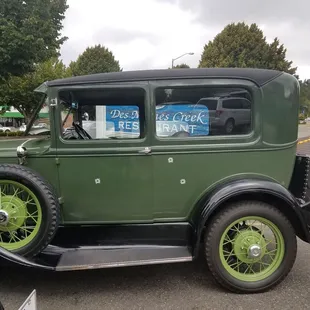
[0,68,309,294]
[0,70,301,223]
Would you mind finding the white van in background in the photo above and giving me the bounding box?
[196,96,251,134]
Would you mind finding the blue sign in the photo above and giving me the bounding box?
[105,104,209,137]
[106,106,139,136]
[155,104,209,136]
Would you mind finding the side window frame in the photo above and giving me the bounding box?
[149,78,261,147]
[53,82,151,149]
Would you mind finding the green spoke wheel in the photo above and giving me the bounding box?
[204,201,297,293]
[0,164,60,258]
[0,180,42,251]
[219,216,284,282]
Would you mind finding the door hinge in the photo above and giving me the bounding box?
[55,158,60,165]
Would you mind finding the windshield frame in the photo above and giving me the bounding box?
[22,82,49,136]
[23,93,48,136]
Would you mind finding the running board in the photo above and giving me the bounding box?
[0,245,193,271]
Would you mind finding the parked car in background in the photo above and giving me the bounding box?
[197,96,251,134]
[0,124,14,133]
[19,122,48,132]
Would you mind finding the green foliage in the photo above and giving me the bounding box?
[69,44,121,76]
[297,79,310,117]
[0,58,70,121]
[199,22,297,75]
[0,0,68,78]
[173,63,190,69]
[300,79,310,112]
[0,131,23,137]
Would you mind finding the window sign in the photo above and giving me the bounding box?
[104,104,210,137]
[155,104,209,136]
[105,106,140,138]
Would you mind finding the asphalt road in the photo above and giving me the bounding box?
[298,124,310,139]
[1,240,310,310]
[2,126,310,310]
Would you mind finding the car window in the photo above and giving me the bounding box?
[222,98,243,109]
[241,99,251,109]
[59,88,145,140]
[197,99,218,110]
[154,86,252,137]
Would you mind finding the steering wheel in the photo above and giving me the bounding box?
[72,122,92,140]
[172,131,190,138]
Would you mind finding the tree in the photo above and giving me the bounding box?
[0,58,70,123]
[199,22,297,75]
[0,0,68,78]
[300,79,310,111]
[173,63,190,69]
[69,45,121,76]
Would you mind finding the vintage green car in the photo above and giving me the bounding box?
[0,68,310,294]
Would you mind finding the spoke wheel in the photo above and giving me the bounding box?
[204,201,297,293]
[0,180,42,251]
[0,164,60,258]
[220,217,284,282]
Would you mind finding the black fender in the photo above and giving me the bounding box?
[191,178,310,258]
[0,245,55,270]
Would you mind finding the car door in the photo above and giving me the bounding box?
[53,82,153,224]
[149,79,257,221]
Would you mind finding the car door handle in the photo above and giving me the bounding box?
[138,147,152,155]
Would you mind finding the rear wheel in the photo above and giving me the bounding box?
[224,118,234,134]
[204,201,297,293]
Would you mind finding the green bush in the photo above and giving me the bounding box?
[0,131,24,137]
[299,113,306,121]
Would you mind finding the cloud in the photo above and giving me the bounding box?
[158,0,310,74]
[60,0,208,70]
[60,0,309,79]
[93,27,161,45]
[159,0,309,25]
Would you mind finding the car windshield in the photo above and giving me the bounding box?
[21,94,51,137]
[0,93,51,139]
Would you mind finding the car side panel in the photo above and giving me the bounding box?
[151,148,296,221]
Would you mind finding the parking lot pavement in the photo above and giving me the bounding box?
[297,140,310,155]
[1,130,310,310]
[0,240,310,310]
[298,124,310,139]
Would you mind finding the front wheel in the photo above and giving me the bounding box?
[0,164,60,258]
[204,201,297,293]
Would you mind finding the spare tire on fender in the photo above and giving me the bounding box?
[0,164,60,258]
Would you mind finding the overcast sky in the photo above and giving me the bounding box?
[60,0,309,79]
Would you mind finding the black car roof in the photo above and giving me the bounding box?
[46,68,283,87]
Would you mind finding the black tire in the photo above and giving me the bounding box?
[204,200,297,293]
[0,164,60,258]
[224,118,234,134]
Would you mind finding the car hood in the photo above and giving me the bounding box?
[0,137,51,158]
